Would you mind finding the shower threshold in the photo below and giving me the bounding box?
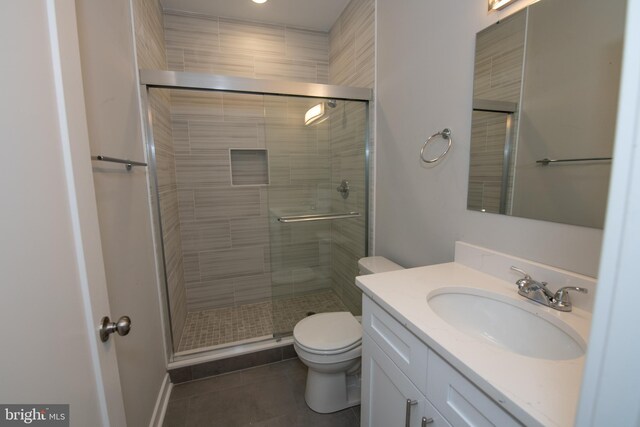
[176,289,348,354]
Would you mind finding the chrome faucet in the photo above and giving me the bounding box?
[510,266,588,312]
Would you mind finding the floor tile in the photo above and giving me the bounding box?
[166,358,359,427]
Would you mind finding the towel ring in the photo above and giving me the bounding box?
[420,128,452,164]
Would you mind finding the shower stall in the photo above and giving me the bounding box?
[141,71,371,360]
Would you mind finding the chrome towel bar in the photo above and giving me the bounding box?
[536,157,612,166]
[278,212,360,223]
[91,155,147,170]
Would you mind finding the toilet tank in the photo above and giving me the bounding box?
[358,256,404,275]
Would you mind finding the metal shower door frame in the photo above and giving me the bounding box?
[139,70,373,360]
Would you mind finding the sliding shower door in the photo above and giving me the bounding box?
[264,95,369,336]
[143,70,371,356]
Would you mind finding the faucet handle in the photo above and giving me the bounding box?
[554,286,588,302]
[552,286,588,312]
[510,266,531,279]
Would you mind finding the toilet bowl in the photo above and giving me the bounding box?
[293,256,404,413]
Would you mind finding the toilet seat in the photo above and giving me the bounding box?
[293,312,362,355]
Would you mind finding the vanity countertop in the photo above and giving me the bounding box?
[356,262,592,427]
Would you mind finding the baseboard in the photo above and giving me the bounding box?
[149,373,172,427]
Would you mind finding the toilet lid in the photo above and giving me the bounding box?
[293,312,362,352]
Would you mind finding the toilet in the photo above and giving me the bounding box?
[293,256,404,413]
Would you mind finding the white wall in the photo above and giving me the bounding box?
[75,0,168,425]
[376,0,604,278]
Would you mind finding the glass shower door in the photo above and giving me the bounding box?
[263,95,368,337]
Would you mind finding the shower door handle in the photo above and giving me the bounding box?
[99,315,132,342]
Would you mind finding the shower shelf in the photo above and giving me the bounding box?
[277,212,360,223]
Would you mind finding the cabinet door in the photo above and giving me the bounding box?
[362,332,427,427]
[427,351,522,427]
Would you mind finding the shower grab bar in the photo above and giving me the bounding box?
[278,212,360,223]
[91,155,148,170]
[536,157,612,166]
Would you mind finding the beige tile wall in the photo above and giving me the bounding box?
[469,11,526,213]
[163,11,329,83]
[162,12,336,312]
[132,0,187,349]
[328,0,375,314]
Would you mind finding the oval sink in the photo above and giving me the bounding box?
[427,288,586,360]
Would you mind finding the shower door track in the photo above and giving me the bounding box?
[139,70,373,365]
[140,69,373,101]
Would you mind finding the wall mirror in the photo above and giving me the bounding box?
[467,0,626,228]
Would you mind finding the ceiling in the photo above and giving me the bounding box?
[159,0,351,32]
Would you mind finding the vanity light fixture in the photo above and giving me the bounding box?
[252,0,267,3]
[488,0,519,11]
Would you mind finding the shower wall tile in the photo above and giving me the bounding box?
[164,13,219,52]
[180,219,231,253]
[267,154,291,186]
[199,246,265,280]
[219,18,286,57]
[317,63,329,84]
[222,93,265,123]
[230,217,270,247]
[329,0,374,88]
[175,151,231,188]
[328,0,375,316]
[189,121,259,151]
[329,0,374,314]
[182,253,200,283]
[132,0,167,70]
[166,47,184,71]
[162,12,335,312]
[170,90,223,121]
[254,57,319,83]
[194,187,262,220]
[285,27,329,62]
[329,36,356,86]
[181,48,256,77]
[293,267,332,295]
[187,278,236,311]
[177,189,195,222]
[163,11,329,84]
[132,0,188,350]
[170,119,190,154]
[290,154,331,183]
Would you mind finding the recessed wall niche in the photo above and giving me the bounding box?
[229,149,270,186]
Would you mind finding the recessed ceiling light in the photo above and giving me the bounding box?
[252,0,267,4]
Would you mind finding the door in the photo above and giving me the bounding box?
[0,1,126,425]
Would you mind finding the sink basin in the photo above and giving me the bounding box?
[427,288,586,360]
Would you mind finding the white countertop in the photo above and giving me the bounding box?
[356,262,592,427]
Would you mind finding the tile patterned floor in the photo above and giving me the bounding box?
[163,358,360,427]
[178,290,349,353]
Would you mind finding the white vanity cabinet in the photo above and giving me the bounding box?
[361,295,522,427]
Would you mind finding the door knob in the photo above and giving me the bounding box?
[99,315,132,342]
